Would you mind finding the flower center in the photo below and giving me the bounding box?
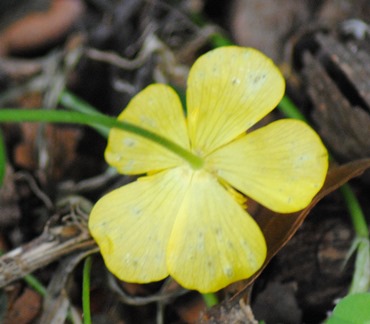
[187,149,205,170]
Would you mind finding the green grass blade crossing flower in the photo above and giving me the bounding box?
[0,109,204,170]
[59,90,110,138]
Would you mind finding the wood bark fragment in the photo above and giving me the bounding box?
[0,216,98,288]
[301,32,370,164]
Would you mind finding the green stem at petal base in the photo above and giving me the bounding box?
[202,292,219,308]
[278,96,306,121]
[0,109,204,170]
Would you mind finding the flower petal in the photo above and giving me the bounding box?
[186,46,285,156]
[207,119,329,213]
[167,170,266,293]
[106,84,189,174]
[89,168,192,283]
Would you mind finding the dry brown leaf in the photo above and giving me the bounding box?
[174,294,207,324]
[0,0,85,56]
[4,288,42,324]
[14,122,82,182]
[229,0,309,62]
[245,159,370,294]
[303,34,370,163]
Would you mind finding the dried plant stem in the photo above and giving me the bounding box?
[0,219,96,288]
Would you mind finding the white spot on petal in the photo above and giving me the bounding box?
[124,253,131,264]
[224,265,233,277]
[123,159,135,172]
[140,115,157,128]
[107,154,122,162]
[198,232,205,249]
[124,138,136,147]
[131,206,142,216]
[231,77,240,85]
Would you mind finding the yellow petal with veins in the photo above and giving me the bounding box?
[105,84,189,174]
[167,169,266,293]
[187,46,285,156]
[89,167,192,283]
[206,119,328,213]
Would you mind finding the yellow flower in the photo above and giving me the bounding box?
[89,46,328,293]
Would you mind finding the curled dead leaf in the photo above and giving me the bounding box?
[0,0,85,56]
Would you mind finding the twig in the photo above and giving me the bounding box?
[109,275,188,306]
[0,215,97,288]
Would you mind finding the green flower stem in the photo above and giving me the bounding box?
[0,109,204,169]
[24,273,77,323]
[202,292,219,308]
[23,274,47,296]
[59,90,109,138]
[59,91,102,116]
[278,96,307,121]
[82,256,92,324]
[190,12,233,49]
[210,34,234,48]
[340,185,369,239]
